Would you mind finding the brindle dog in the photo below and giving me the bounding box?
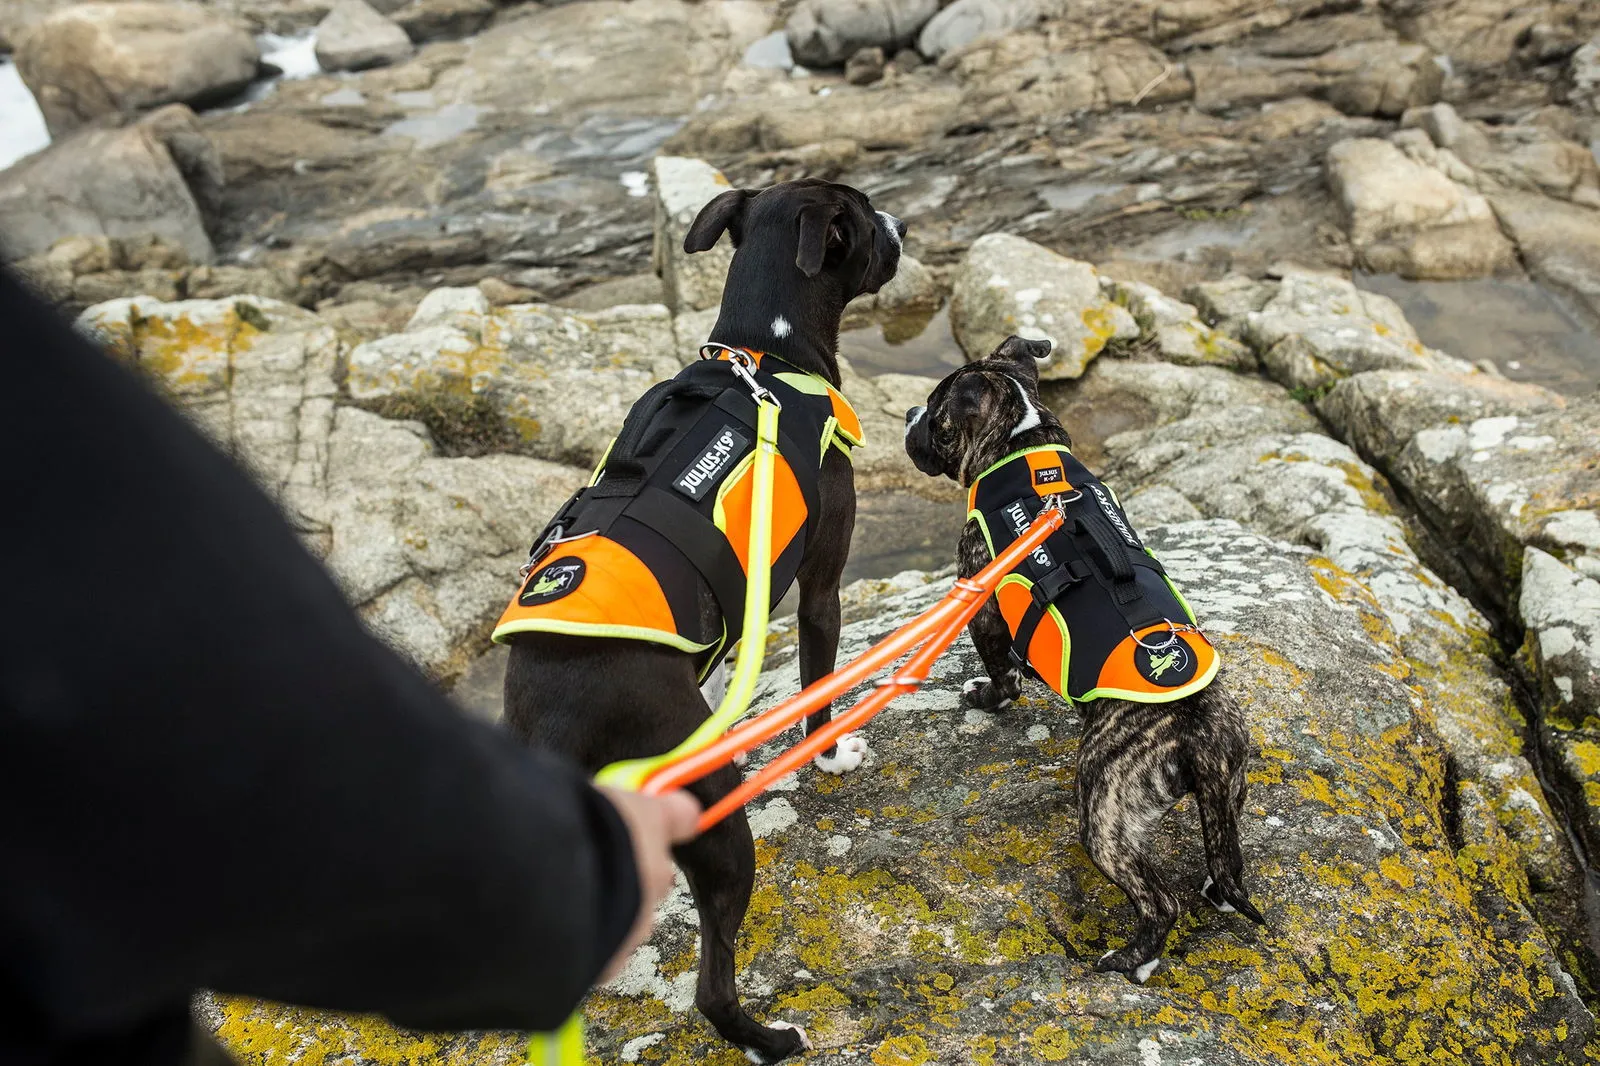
[903,335,1265,982]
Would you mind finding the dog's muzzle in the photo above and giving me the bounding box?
[904,405,926,438]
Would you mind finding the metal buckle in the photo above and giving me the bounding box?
[1130,620,1191,652]
[518,523,565,580]
[1040,490,1082,516]
[700,343,782,409]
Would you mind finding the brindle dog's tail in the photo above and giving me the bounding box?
[1195,766,1266,925]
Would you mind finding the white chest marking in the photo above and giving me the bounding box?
[1009,377,1042,438]
[771,315,792,338]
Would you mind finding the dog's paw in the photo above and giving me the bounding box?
[741,1021,811,1063]
[1200,875,1236,913]
[1095,948,1161,984]
[961,676,1014,712]
[813,734,867,775]
[732,750,750,769]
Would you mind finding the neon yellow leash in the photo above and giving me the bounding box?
[526,391,783,1064]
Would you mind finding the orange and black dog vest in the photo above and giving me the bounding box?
[968,445,1217,703]
[492,350,862,680]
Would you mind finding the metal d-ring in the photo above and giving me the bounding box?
[1130,619,1184,652]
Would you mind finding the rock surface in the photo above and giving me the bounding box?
[949,233,1139,379]
[313,0,413,72]
[0,105,221,264]
[785,0,937,68]
[77,293,585,678]
[652,155,734,315]
[345,287,680,467]
[16,2,260,135]
[1326,137,1517,279]
[917,0,1047,61]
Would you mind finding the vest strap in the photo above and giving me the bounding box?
[625,486,750,637]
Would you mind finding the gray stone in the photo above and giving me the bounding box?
[1108,279,1256,370]
[1489,191,1600,324]
[916,0,1045,61]
[15,2,260,135]
[1326,137,1517,280]
[389,0,494,43]
[75,292,587,680]
[1573,37,1600,113]
[1319,368,1566,467]
[345,287,681,468]
[1242,271,1471,393]
[0,105,219,264]
[652,155,734,315]
[844,46,886,86]
[1189,39,1442,117]
[1521,547,1600,857]
[314,0,414,72]
[784,0,937,69]
[948,233,1138,379]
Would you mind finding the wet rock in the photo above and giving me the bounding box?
[1241,270,1470,393]
[844,46,886,86]
[390,0,494,43]
[0,105,219,264]
[1108,279,1255,370]
[1488,191,1600,324]
[15,2,260,136]
[652,155,733,315]
[949,233,1138,379]
[76,292,586,678]
[345,287,680,467]
[1326,137,1517,280]
[313,0,413,72]
[784,0,937,69]
[917,0,1046,61]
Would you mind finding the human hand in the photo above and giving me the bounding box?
[596,787,702,980]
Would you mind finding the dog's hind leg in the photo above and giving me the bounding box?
[798,454,864,774]
[1078,715,1182,983]
[1190,689,1266,923]
[960,595,1024,712]
[1081,793,1180,983]
[676,785,811,1063]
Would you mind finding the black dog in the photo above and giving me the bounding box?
[903,335,1263,983]
[502,181,904,1061]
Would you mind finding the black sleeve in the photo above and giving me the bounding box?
[0,269,639,1038]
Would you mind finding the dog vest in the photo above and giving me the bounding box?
[967,445,1218,703]
[491,349,862,680]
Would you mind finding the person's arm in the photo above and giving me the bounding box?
[0,268,649,1036]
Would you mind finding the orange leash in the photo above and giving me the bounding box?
[640,504,1066,832]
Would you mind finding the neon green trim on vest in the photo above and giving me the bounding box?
[491,618,717,657]
[1079,647,1219,704]
[593,400,782,791]
[972,442,1073,484]
[998,572,1070,694]
[773,371,864,451]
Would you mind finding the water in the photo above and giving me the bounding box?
[1356,273,1600,396]
[837,306,962,378]
[0,59,50,171]
[384,103,484,150]
[218,32,322,109]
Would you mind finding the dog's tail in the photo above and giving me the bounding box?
[1195,770,1266,925]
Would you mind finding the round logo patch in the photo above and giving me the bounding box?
[1137,638,1198,688]
[519,557,586,606]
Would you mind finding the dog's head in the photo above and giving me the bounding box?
[684,178,905,301]
[904,334,1064,485]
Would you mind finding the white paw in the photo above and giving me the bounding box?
[813,734,867,775]
[742,1022,812,1062]
[963,676,990,696]
[1133,958,1161,984]
[1200,875,1236,913]
[732,750,750,769]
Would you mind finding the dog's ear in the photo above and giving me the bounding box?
[795,201,845,277]
[991,334,1053,383]
[684,189,753,254]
